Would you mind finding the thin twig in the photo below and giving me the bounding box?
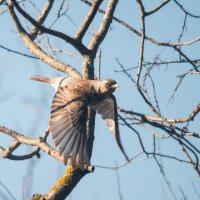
[0,44,38,59]
[174,0,200,18]
[154,157,178,200]
[95,152,143,170]
[82,0,200,47]
[115,161,123,200]
[135,0,145,86]
[146,0,171,16]
[0,181,16,200]
[191,182,200,199]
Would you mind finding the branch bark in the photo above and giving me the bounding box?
[88,0,119,54]
[119,102,200,126]
[30,0,55,40]
[75,0,103,41]
[0,126,63,162]
[7,0,81,78]
[9,0,89,55]
[135,0,145,86]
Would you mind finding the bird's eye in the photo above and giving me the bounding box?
[105,82,110,87]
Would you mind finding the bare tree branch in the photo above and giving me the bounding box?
[118,106,200,132]
[174,0,200,18]
[174,46,199,72]
[179,143,200,177]
[9,0,89,55]
[0,126,63,162]
[31,166,94,200]
[7,1,81,78]
[88,0,118,54]
[192,182,200,199]
[30,0,55,40]
[82,0,200,47]
[146,0,171,16]
[135,0,145,86]
[0,44,38,59]
[0,181,16,200]
[75,0,103,41]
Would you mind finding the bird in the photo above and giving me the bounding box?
[31,75,128,170]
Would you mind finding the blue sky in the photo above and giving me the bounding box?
[0,1,200,200]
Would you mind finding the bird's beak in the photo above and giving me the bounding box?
[111,84,119,89]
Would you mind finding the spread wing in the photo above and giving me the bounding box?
[92,95,129,161]
[49,86,89,170]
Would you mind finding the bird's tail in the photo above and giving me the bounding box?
[30,75,53,84]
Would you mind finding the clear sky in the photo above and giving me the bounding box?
[0,1,200,200]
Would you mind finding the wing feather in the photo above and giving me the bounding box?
[49,86,89,169]
[76,134,84,169]
[70,133,81,167]
[61,130,78,164]
[92,95,129,161]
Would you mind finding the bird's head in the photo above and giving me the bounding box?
[97,79,119,94]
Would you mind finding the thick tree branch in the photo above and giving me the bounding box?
[7,1,81,78]
[88,0,118,54]
[75,0,103,41]
[9,0,89,55]
[32,165,94,200]
[30,0,55,40]
[0,126,63,162]
[1,140,21,158]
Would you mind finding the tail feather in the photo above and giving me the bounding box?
[30,75,52,84]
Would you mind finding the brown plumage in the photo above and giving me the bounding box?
[31,75,128,170]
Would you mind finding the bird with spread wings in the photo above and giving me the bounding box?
[31,75,128,170]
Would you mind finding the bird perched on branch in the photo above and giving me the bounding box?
[31,75,128,170]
